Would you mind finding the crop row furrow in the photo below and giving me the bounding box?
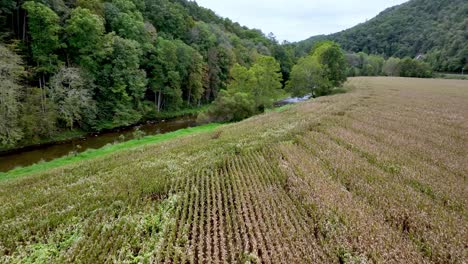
[174,171,197,263]
[245,176,289,262]
[214,167,228,263]
[196,172,207,263]
[221,163,243,263]
[246,150,318,262]
[235,154,274,263]
[208,169,220,263]
[227,159,256,256]
[187,170,202,264]
[254,149,324,262]
[327,124,466,213]
[300,129,465,262]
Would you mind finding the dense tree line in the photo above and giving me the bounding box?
[1,0,454,150]
[287,41,347,98]
[0,0,295,149]
[346,52,433,78]
[198,55,283,122]
[293,0,468,73]
[199,41,349,123]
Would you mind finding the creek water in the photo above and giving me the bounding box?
[0,96,310,173]
[0,115,197,172]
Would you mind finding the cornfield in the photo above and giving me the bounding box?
[0,77,467,263]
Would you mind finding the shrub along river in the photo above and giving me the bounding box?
[0,96,309,173]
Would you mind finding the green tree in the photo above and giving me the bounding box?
[197,90,255,123]
[200,56,283,122]
[148,37,206,111]
[104,0,148,44]
[49,67,97,130]
[0,45,25,147]
[20,88,58,142]
[382,57,401,76]
[227,56,283,109]
[65,7,105,71]
[76,0,104,15]
[345,53,361,76]
[286,55,330,97]
[144,0,191,40]
[148,37,182,112]
[248,56,283,109]
[366,55,385,76]
[23,1,63,120]
[312,41,347,88]
[2,0,287,147]
[23,1,62,76]
[399,58,432,78]
[180,46,204,105]
[203,45,235,102]
[94,33,147,126]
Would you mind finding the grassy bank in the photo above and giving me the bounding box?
[0,77,466,263]
[0,123,222,181]
[0,106,209,153]
[434,72,468,80]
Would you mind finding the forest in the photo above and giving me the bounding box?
[0,0,296,149]
[294,0,468,73]
[0,0,463,150]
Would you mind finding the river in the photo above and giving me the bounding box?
[0,96,310,173]
[0,115,197,172]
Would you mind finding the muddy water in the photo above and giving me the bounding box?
[0,97,310,173]
[0,115,197,172]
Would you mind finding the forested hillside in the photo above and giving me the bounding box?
[0,0,294,149]
[293,0,468,72]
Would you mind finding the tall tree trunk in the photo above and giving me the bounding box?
[38,77,45,114]
[66,53,70,67]
[16,4,20,38]
[154,91,159,112]
[22,12,26,41]
[157,90,162,112]
[187,89,191,106]
[42,75,47,113]
[11,12,14,35]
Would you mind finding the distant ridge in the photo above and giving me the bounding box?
[294,0,467,72]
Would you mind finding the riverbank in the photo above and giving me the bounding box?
[0,123,222,180]
[0,106,209,154]
[0,101,297,175]
[0,130,87,154]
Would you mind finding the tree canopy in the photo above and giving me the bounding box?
[293,0,468,73]
[199,55,283,122]
[287,41,347,97]
[0,0,296,149]
[0,0,459,150]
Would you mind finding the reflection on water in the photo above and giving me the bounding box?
[0,96,309,173]
[0,115,197,172]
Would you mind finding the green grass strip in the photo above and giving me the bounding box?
[0,123,223,181]
[268,104,294,113]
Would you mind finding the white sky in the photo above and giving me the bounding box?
[194,0,408,42]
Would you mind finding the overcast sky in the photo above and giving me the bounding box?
[195,0,408,42]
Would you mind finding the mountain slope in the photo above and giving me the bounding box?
[294,0,468,72]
